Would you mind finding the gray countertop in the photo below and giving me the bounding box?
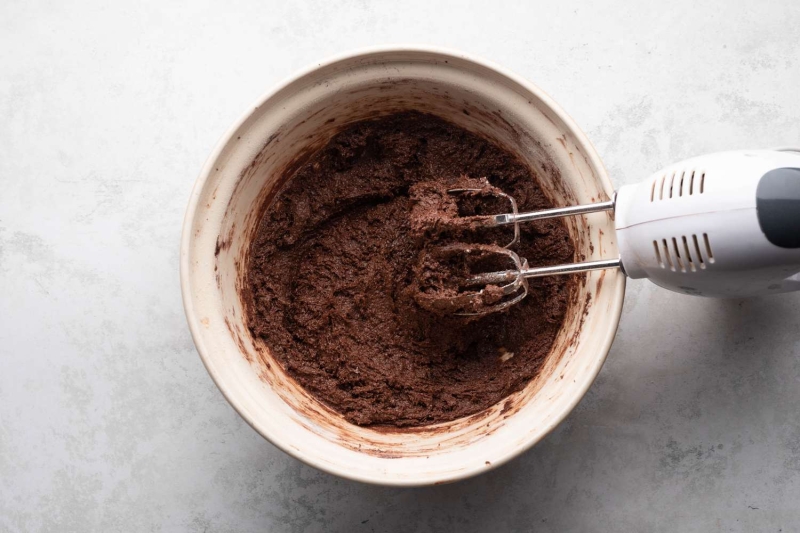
[2,1,800,531]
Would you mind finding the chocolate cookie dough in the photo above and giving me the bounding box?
[245,112,575,427]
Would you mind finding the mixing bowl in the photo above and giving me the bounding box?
[180,46,625,486]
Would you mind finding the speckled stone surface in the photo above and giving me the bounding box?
[2,1,800,531]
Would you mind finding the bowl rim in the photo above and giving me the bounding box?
[180,44,626,486]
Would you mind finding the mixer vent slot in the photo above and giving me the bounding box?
[651,170,706,201]
[655,233,713,271]
[703,233,715,262]
[659,239,675,271]
[653,240,663,267]
[671,237,685,272]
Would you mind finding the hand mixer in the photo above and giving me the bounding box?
[434,148,800,315]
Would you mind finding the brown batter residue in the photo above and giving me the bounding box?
[245,112,575,427]
[409,242,516,316]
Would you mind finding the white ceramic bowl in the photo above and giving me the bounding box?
[180,46,625,486]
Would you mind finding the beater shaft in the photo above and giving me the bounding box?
[467,258,620,287]
[520,257,621,278]
[492,199,614,226]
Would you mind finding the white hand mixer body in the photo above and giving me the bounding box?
[615,148,800,297]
